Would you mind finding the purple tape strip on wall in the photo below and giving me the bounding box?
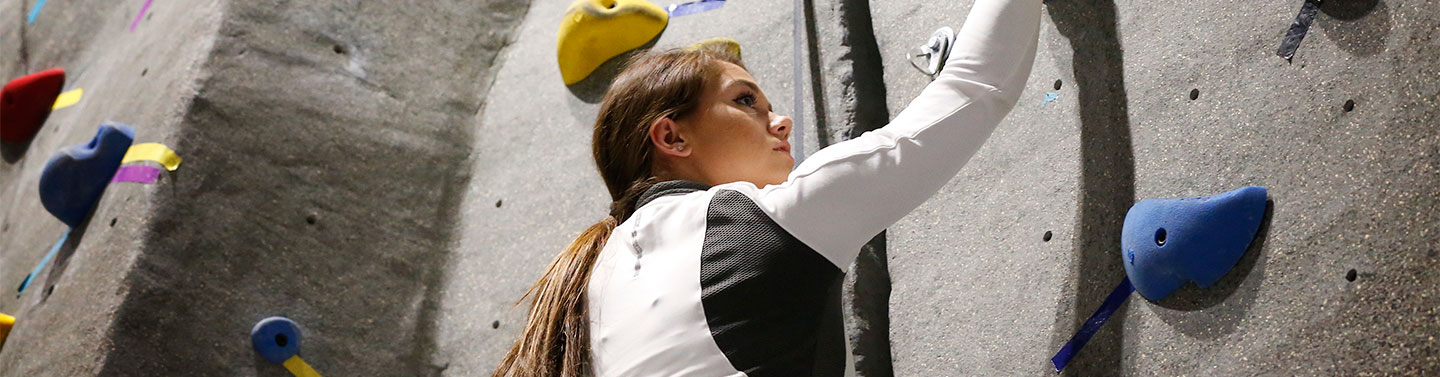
[130,0,154,32]
[112,165,162,184]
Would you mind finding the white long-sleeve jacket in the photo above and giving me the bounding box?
[588,1,1042,375]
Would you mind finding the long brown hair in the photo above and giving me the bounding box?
[493,46,745,377]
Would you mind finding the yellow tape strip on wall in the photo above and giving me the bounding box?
[283,355,322,377]
[52,89,83,110]
[121,143,182,171]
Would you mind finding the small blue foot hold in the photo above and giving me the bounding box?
[1122,186,1268,301]
[38,122,135,227]
[251,316,302,364]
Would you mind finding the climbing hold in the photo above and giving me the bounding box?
[0,68,65,144]
[906,27,954,77]
[38,122,135,227]
[557,0,669,85]
[252,317,302,364]
[0,312,12,348]
[1121,186,1268,301]
[252,317,324,377]
[684,37,741,59]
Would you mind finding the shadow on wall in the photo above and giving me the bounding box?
[1150,201,1275,340]
[825,0,893,376]
[1318,0,1391,58]
[1045,0,1134,375]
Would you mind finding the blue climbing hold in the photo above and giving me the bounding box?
[1121,186,1268,301]
[38,122,135,228]
[251,316,302,364]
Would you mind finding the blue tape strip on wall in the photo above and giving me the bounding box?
[28,0,48,24]
[1276,0,1322,61]
[1051,277,1134,372]
[667,0,725,17]
[17,230,69,295]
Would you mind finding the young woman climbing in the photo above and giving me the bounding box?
[494,0,1041,375]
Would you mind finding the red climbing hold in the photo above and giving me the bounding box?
[0,68,66,144]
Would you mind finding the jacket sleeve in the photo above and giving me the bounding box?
[725,0,1043,271]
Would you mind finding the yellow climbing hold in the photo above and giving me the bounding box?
[0,313,13,349]
[557,0,669,85]
[684,37,742,60]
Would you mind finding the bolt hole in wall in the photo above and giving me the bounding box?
[141,68,147,77]
[1053,79,1062,90]
[1155,228,1167,246]
[1043,230,1053,242]
[491,320,500,329]
[495,200,502,208]
[333,45,346,54]
[1189,88,1200,100]
[305,214,317,225]
[275,333,288,347]
[1346,269,1357,282]
[1344,99,1356,112]
[110,218,117,227]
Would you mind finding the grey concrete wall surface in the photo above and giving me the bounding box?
[870,0,1439,375]
[0,0,1435,376]
[1,0,529,375]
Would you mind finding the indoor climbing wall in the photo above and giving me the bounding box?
[0,0,530,375]
[0,0,1434,376]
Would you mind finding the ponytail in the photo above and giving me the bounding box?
[492,215,616,377]
[493,180,656,377]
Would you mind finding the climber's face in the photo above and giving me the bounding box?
[651,61,794,188]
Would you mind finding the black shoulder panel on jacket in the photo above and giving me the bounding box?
[701,189,845,377]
